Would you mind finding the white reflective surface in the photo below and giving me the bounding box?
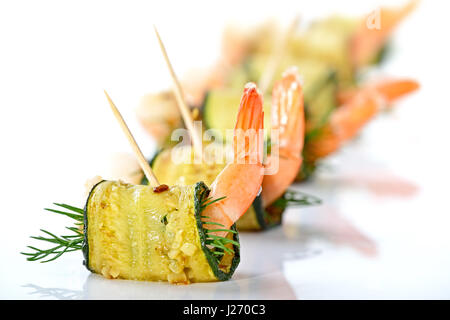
[4,135,450,299]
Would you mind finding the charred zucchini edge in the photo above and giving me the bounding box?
[82,179,105,272]
[253,193,284,230]
[194,182,240,281]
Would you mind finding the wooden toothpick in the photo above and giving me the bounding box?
[258,15,301,95]
[104,90,160,187]
[153,26,203,157]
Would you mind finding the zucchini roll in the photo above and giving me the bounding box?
[83,180,239,284]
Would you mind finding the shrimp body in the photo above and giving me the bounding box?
[262,68,305,206]
[305,77,419,162]
[306,89,380,161]
[203,83,265,230]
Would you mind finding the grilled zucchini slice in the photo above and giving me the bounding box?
[83,180,239,283]
[202,89,272,144]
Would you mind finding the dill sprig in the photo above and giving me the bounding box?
[272,189,322,210]
[21,203,84,263]
[200,195,227,211]
[199,194,239,258]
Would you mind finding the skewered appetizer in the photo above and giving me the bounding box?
[22,85,265,284]
[117,30,321,231]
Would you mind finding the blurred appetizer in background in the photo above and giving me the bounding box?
[136,90,182,146]
[137,0,419,181]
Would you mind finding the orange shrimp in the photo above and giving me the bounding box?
[261,67,305,207]
[202,83,265,231]
[305,88,381,161]
[337,78,420,106]
[306,76,419,161]
[350,0,419,68]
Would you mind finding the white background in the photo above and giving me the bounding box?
[1,0,449,299]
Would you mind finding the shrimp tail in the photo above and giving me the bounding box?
[271,67,305,157]
[337,78,420,106]
[262,67,305,206]
[371,79,420,105]
[233,83,265,164]
[203,83,265,230]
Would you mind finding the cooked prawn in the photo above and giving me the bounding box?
[261,67,305,207]
[202,83,265,232]
[305,88,382,161]
[305,76,419,161]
